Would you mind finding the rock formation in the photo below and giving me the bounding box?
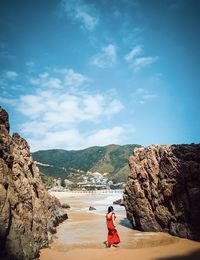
[89,206,96,211]
[113,199,124,206]
[0,108,68,259]
[61,203,71,209]
[124,144,200,241]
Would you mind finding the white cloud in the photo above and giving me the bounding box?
[104,99,124,116]
[82,95,104,120]
[5,70,18,79]
[91,44,117,68]
[16,88,124,151]
[86,127,124,147]
[75,9,98,30]
[18,95,46,117]
[21,121,49,136]
[30,68,89,89]
[3,68,125,151]
[58,68,89,88]
[125,45,142,62]
[62,0,98,31]
[17,90,123,124]
[134,56,159,68]
[30,129,83,151]
[30,72,62,89]
[28,126,126,151]
[125,45,158,70]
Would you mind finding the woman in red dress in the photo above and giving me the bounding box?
[105,206,120,247]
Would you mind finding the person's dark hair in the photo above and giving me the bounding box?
[108,206,114,213]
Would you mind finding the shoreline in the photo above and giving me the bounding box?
[40,192,200,260]
[49,190,123,196]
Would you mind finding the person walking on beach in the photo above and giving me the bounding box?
[105,206,120,248]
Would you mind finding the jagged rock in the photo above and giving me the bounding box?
[124,144,200,241]
[113,199,125,206]
[0,108,68,260]
[89,206,96,211]
[61,203,71,209]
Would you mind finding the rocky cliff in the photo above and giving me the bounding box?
[0,108,68,260]
[124,144,200,241]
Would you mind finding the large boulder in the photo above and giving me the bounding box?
[0,108,68,259]
[124,144,200,241]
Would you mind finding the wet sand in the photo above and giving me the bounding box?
[40,192,200,260]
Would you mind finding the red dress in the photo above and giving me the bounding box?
[106,212,120,245]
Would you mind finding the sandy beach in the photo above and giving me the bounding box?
[40,191,200,260]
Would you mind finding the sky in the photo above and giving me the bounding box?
[0,0,199,151]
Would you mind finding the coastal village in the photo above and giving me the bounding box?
[34,161,125,191]
[48,171,125,191]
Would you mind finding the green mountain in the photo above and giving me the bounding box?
[32,144,141,183]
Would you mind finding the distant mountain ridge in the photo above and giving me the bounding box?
[32,144,141,183]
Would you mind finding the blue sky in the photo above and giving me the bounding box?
[0,0,199,151]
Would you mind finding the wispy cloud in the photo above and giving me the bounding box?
[124,45,142,62]
[30,72,62,89]
[75,9,98,30]
[125,45,158,70]
[30,69,89,89]
[134,56,159,68]
[135,88,158,104]
[56,68,89,88]
[62,0,98,31]
[91,44,117,68]
[0,96,17,106]
[5,70,18,79]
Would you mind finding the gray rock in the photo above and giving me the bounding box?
[61,203,71,209]
[89,206,96,211]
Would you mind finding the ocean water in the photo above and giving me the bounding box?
[89,192,124,216]
[71,192,125,216]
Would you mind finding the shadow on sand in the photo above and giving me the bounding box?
[156,249,200,260]
[119,218,133,229]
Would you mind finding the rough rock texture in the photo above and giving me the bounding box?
[124,144,200,241]
[0,108,68,260]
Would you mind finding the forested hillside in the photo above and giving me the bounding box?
[32,144,141,182]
